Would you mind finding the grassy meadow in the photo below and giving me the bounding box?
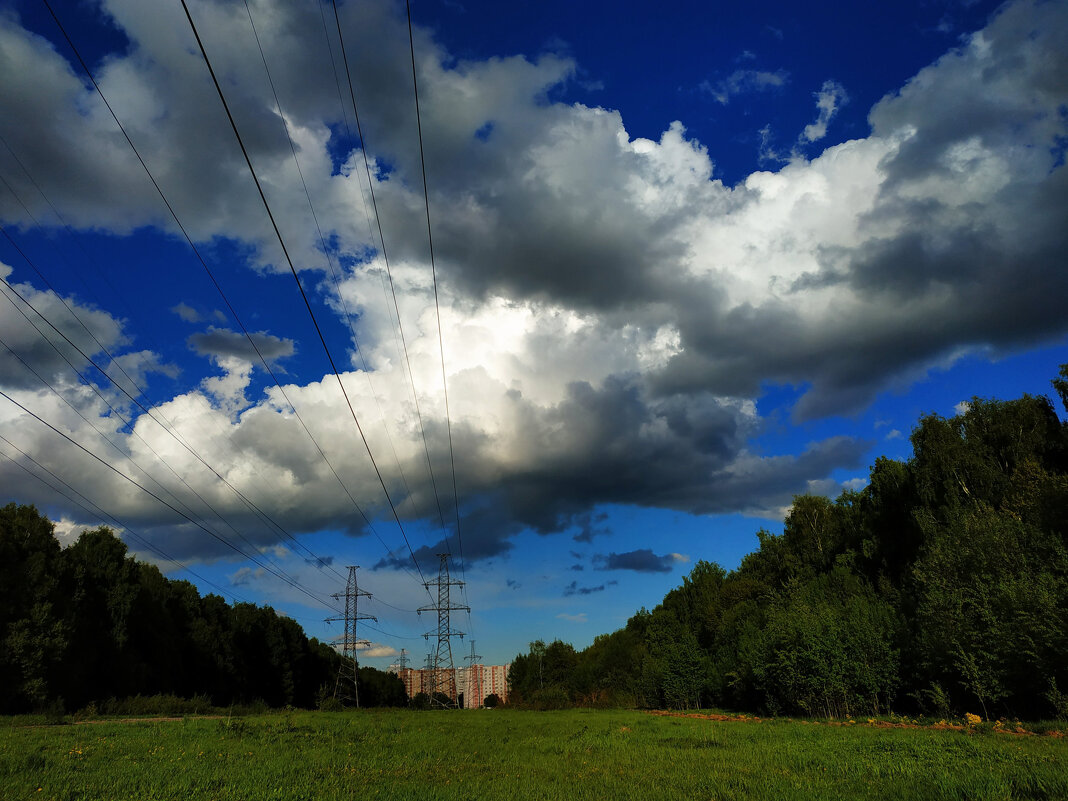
[1,709,1065,801]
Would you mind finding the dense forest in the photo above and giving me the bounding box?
[0,508,404,714]
[508,368,1068,720]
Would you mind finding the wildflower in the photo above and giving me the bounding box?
[965,713,981,726]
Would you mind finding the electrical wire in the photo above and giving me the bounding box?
[0,435,251,605]
[404,0,473,636]
[0,150,351,579]
[0,240,341,589]
[38,0,426,596]
[241,0,426,529]
[328,0,452,544]
[179,0,431,595]
[0,388,343,613]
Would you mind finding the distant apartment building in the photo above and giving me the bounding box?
[392,663,510,708]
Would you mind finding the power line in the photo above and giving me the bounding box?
[0,388,342,613]
[38,0,424,595]
[329,0,453,545]
[0,145,351,573]
[178,0,430,594]
[0,172,156,408]
[0,326,271,561]
[404,0,472,635]
[0,433,251,605]
[241,0,426,528]
[2,279,420,621]
[0,240,343,587]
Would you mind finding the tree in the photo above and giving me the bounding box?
[0,504,66,712]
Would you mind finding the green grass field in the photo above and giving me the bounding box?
[1,709,1065,800]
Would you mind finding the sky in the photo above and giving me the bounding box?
[0,0,1066,667]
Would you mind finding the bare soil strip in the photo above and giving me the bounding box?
[645,709,1065,737]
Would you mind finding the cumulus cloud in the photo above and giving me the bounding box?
[0,0,1065,566]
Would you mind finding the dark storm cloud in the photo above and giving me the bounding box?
[466,377,869,526]
[366,376,870,566]
[368,371,871,567]
[593,549,678,573]
[188,328,294,363]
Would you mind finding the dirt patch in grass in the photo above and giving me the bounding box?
[646,709,1065,737]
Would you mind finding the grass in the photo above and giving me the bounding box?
[1,709,1065,800]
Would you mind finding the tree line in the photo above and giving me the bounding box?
[0,508,404,714]
[508,368,1068,720]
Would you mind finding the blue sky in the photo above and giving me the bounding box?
[1,0,1066,667]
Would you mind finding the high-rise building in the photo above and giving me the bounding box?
[391,663,510,707]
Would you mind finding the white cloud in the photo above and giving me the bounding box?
[702,69,788,104]
[800,80,848,143]
[172,303,201,323]
[356,643,399,658]
[229,566,265,586]
[556,612,588,623]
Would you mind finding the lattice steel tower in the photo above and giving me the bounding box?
[464,639,483,709]
[325,565,376,707]
[418,553,470,708]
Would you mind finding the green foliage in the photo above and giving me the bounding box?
[754,567,901,717]
[0,507,344,713]
[506,364,1068,720]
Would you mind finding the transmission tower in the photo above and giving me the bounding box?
[417,553,470,708]
[325,565,376,707]
[395,648,410,671]
[464,639,483,709]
